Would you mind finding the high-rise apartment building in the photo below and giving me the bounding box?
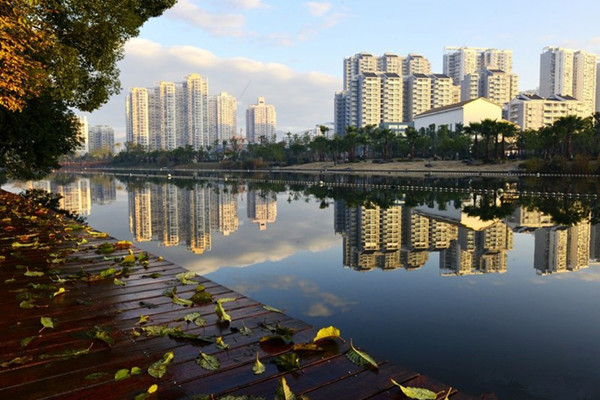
[75,116,88,155]
[403,73,454,122]
[403,54,431,76]
[208,92,238,144]
[126,88,150,147]
[444,47,518,104]
[88,125,114,153]
[184,74,210,149]
[539,47,597,114]
[246,97,276,143]
[126,74,210,151]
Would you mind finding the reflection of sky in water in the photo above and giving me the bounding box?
[7,176,600,400]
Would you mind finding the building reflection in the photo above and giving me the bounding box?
[33,176,598,276]
[127,182,240,253]
[334,198,596,276]
[29,178,91,216]
[247,190,277,231]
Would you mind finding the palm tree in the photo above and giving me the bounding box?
[552,115,591,160]
[463,123,480,160]
[404,126,419,159]
[496,121,518,160]
[343,126,360,162]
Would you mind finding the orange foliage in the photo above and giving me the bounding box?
[0,0,52,111]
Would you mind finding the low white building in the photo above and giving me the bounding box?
[413,97,502,131]
[507,93,588,131]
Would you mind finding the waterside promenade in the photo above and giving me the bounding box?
[0,190,487,400]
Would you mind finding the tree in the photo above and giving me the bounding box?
[552,115,591,160]
[404,127,419,159]
[0,92,81,179]
[1,0,176,178]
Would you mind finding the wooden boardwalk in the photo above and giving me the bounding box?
[0,190,486,400]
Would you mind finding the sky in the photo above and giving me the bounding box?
[84,0,600,142]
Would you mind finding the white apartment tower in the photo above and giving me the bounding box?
[126,88,150,147]
[212,92,238,143]
[444,47,518,104]
[539,47,597,114]
[184,74,210,149]
[88,125,115,153]
[403,74,454,122]
[403,54,432,76]
[246,97,276,143]
[336,53,410,134]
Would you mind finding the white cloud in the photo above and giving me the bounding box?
[222,0,270,9]
[85,39,340,141]
[305,1,332,17]
[166,0,247,37]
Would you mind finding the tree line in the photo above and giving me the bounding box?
[98,113,600,173]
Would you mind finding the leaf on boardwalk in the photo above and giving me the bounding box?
[252,353,265,375]
[133,384,159,400]
[39,345,92,360]
[120,252,136,266]
[180,312,206,327]
[216,297,236,303]
[52,287,66,297]
[114,240,133,250]
[24,270,44,277]
[215,336,229,350]
[191,291,212,304]
[172,293,193,307]
[40,316,54,329]
[85,372,108,380]
[263,304,284,313]
[131,367,142,375]
[136,315,150,325]
[215,301,232,323]
[275,352,300,371]
[239,322,253,336]
[292,343,324,352]
[195,351,220,371]
[0,356,34,368]
[99,267,116,278]
[390,379,438,399]
[346,339,378,369]
[141,325,182,337]
[175,271,198,285]
[312,326,342,343]
[114,368,131,381]
[113,278,126,286]
[95,242,115,254]
[20,335,38,348]
[148,351,174,378]
[274,376,300,400]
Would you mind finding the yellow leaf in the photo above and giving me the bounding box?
[313,326,342,343]
[391,379,437,400]
[147,384,158,394]
[53,287,66,297]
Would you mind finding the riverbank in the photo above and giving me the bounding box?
[280,159,522,174]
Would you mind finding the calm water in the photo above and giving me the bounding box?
[8,173,600,400]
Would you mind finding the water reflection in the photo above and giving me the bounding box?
[26,174,600,277]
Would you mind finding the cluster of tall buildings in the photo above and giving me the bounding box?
[75,117,115,155]
[335,46,599,134]
[125,74,276,150]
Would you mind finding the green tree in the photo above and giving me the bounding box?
[552,115,591,160]
[1,0,176,178]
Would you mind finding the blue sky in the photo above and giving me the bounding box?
[86,0,600,141]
